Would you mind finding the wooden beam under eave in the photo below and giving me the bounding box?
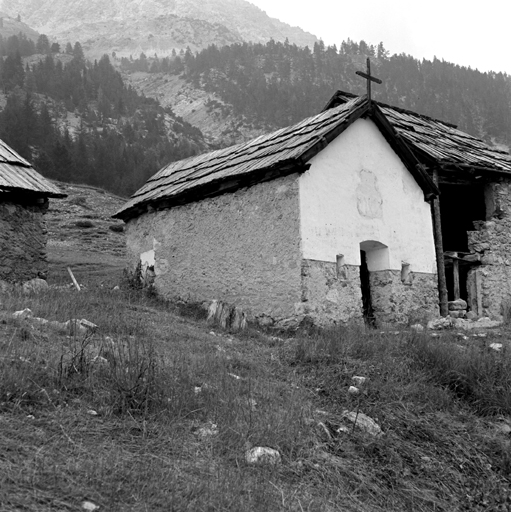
[431,168,449,317]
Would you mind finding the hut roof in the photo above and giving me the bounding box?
[325,91,511,175]
[115,90,511,220]
[0,139,65,198]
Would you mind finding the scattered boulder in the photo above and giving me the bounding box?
[196,422,219,438]
[68,318,98,335]
[12,308,33,319]
[348,386,360,395]
[0,280,13,294]
[427,317,453,330]
[109,224,125,233]
[245,446,282,465]
[341,410,383,437]
[81,501,100,511]
[256,314,274,327]
[448,299,467,311]
[453,317,502,330]
[410,323,424,332]
[22,278,48,295]
[494,421,511,435]
[207,300,247,331]
[490,343,503,352]
[352,376,367,386]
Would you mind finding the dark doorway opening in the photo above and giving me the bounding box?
[439,184,486,252]
[360,250,375,326]
[445,259,471,302]
[439,184,486,305]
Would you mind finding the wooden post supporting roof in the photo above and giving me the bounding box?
[431,169,449,316]
[452,252,460,300]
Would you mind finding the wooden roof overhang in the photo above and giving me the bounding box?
[0,139,66,199]
[366,104,438,200]
[118,159,312,220]
[115,96,439,221]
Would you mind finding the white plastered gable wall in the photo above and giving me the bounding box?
[298,117,437,274]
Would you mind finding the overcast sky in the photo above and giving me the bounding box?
[249,0,509,75]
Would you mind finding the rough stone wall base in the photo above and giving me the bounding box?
[299,259,438,326]
[370,270,439,325]
[466,181,511,319]
[299,260,364,325]
[0,199,48,282]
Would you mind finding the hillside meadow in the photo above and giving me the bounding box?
[1,279,511,511]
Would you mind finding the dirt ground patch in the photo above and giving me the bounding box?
[46,181,127,287]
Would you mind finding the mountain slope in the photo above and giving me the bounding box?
[0,0,318,58]
[124,41,511,149]
[0,12,39,41]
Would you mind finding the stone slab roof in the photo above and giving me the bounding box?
[114,95,437,220]
[116,89,511,221]
[0,138,65,198]
[326,91,511,174]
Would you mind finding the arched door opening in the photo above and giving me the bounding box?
[359,240,390,326]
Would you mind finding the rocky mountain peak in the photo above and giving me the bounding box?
[0,0,318,58]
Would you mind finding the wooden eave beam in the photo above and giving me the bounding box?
[440,162,511,176]
[0,187,67,199]
[116,161,310,221]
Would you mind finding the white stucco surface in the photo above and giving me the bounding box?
[299,118,437,273]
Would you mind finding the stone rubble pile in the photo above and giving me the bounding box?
[448,298,467,319]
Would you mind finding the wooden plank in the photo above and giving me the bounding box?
[452,252,460,300]
[67,267,81,291]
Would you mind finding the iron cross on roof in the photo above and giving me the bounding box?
[356,58,382,102]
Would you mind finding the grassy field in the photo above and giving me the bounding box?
[1,280,511,511]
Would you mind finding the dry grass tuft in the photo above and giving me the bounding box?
[1,287,511,510]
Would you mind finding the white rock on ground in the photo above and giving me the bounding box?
[490,343,503,351]
[341,410,383,437]
[352,376,366,386]
[410,324,425,332]
[12,308,33,319]
[245,446,282,465]
[196,423,219,438]
[81,501,99,511]
[348,386,360,395]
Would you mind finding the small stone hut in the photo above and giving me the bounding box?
[115,92,511,327]
[0,139,65,284]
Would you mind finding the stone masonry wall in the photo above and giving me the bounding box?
[299,260,364,325]
[467,180,511,319]
[126,174,303,323]
[299,259,438,326]
[369,270,439,325]
[0,196,48,282]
